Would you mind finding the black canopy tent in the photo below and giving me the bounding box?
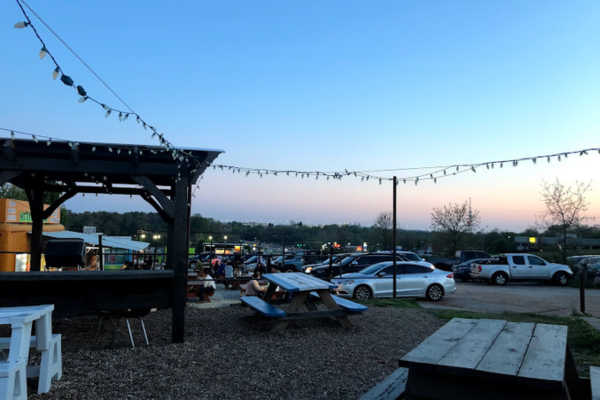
[0,137,223,343]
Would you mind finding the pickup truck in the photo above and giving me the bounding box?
[470,253,573,286]
[425,250,491,271]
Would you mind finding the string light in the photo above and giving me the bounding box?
[11,0,194,163]
[1,127,599,187]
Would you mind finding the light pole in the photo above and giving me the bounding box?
[209,236,213,258]
[153,234,161,269]
[224,235,228,255]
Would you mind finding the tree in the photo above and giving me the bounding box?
[0,183,27,201]
[430,201,481,255]
[373,211,396,250]
[538,178,592,263]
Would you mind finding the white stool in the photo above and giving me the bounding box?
[0,359,27,400]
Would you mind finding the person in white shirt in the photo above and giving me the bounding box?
[198,268,216,302]
[245,271,266,297]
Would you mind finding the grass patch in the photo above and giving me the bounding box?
[356,298,422,309]
[427,309,600,377]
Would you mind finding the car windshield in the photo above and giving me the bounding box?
[245,256,258,263]
[403,253,422,261]
[360,263,390,275]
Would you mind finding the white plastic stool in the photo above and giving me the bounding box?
[0,359,27,400]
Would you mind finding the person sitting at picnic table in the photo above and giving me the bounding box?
[121,260,133,270]
[245,271,267,297]
[255,262,266,275]
[216,259,227,279]
[197,268,216,303]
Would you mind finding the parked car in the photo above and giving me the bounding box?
[425,250,491,271]
[332,261,456,301]
[303,254,350,274]
[452,258,494,282]
[272,253,305,272]
[470,254,573,286]
[308,252,409,279]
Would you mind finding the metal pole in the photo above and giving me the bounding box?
[329,244,333,278]
[98,234,104,271]
[393,176,397,299]
[580,267,586,314]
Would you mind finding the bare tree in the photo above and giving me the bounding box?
[430,201,481,255]
[538,178,592,263]
[373,211,396,250]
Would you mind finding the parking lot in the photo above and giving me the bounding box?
[418,281,600,317]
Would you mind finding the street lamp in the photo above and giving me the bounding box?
[209,236,213,257]
[224,235,228,255]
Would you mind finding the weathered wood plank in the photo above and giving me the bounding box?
[518,323,568,389]
[591,366,600,400]
[400,318,477,367]
[437,319,507,372]
[476,321,535,377]
[358,367,408,400]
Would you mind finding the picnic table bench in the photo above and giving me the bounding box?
[398,318,588,400]
[241,273,366,331]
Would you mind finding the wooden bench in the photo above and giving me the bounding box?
[358,367,408,400]
[240,296,286,317]
[309,292,367,312]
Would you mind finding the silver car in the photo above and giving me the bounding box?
[332,261,456,301]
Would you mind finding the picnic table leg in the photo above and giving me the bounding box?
[304,296,318,311]
[316,290,352,329]
[271,292,310,332]
[8,320,34,363]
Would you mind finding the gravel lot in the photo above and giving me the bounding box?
[8,304,442,400]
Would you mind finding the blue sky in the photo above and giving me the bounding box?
[1,0,600,231]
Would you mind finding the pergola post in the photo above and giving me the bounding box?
[172,174,189,343]
[26,185,45,272]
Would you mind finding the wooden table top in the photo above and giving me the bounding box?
[262,273,337,292]
[399,318,569,389]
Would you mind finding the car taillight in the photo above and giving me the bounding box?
[446,273,453,278]
[478,265,482,272]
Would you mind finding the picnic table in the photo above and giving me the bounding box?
[398,318,586,400]
[0,304,62,398]
[241,273,366,332]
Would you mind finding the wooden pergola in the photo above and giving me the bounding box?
[0,137,223,342]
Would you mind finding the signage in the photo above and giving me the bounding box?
[0,198,60,224]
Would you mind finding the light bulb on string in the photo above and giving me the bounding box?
[32,135,38,143]
[123,114,129,121]
[532,158,537,164]
[47,139,51,146]
[564,153,568,158]
[379,179,382,185]
[108,147,113,152]
[52,68,59,80]
[471,167,476,173]
[558,155,561,161]
[118,113,123,122]
[105,110,111,118]
[78,97,87,103]
[14,21,29,28]
[39,47,47,59]
[10,131,15,140]
[117,149,121,154]
[486,164,489,170]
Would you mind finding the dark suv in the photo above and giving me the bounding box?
[309,252,409,278]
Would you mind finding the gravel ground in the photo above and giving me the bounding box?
[4,303,442,400]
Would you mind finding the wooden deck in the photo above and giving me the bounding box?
[0,270,173,318]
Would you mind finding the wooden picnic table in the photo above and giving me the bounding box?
[399,318,587,400]
[250,273,365,332]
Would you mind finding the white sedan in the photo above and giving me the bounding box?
[332,261,456,301]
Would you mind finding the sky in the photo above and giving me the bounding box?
[1,0,600,232]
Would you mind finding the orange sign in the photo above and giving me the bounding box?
[0,198,60,224]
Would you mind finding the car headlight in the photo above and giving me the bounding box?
[335,280,354,286]
[305,267,312,273]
